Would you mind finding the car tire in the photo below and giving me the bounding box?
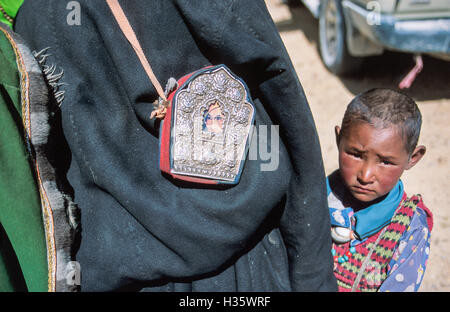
[319,0,362,74]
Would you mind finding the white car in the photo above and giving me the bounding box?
[293,0,450,74]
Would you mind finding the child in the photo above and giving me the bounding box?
[328,88,433,292]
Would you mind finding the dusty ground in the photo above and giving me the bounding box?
[265,0,450,291]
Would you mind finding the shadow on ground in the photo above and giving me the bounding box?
[275,4,450,101]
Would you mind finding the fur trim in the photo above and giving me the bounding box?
[0,24,80,292]
[33,47,66,106]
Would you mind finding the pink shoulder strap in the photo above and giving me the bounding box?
[105,0,167,102]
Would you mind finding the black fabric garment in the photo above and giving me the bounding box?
[15,0,337,292]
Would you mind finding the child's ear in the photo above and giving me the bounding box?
[406,145,426,170]
[335,126,341,147]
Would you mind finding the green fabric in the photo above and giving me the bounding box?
[0,0,24,28]
[0,27,48,291]
[0,223,27,291]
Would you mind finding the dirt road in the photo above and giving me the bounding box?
[265,0,450,291]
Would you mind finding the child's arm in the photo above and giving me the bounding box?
[378,206,432,292]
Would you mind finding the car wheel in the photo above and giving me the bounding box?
[319,0,361,74]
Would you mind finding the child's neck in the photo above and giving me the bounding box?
[342,189,388,212]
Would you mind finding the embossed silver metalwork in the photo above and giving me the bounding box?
[170,66,254,182]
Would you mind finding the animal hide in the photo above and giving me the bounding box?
[0,23,80,292]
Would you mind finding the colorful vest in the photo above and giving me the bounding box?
[333,194,424,292]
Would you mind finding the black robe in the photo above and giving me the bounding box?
[15,0,337,292]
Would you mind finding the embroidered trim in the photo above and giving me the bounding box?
[0,26,57,292]
[0,4,13,24]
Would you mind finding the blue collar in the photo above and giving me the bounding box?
[326,176,404,240]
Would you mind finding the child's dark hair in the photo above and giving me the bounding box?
[341,88,422,155]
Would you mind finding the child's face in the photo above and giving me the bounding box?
[336,121,425,203]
